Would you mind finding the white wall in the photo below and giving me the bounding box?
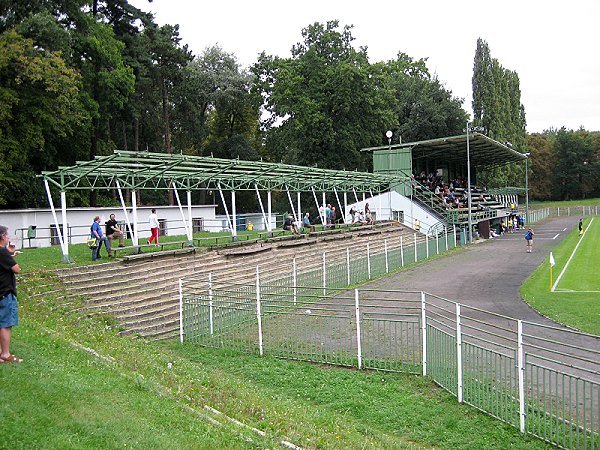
[0,205,217,249]
[345,191,444,235]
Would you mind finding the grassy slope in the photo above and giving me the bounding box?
[520,218,600,335]
[0,272,552,449]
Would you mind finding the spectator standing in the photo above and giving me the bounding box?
[91,216,111,260]
[330,206,337,228]
[106,213,125,249]
[525,227,534,253]
[578,218,584,237]
[325,204,331,226]
[148,209,159,245]
[0,226,22,363]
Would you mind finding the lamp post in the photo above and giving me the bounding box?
[386,130,393,222]
[463,124,485,243]
[524,152,530,224]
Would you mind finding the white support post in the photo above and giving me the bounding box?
[292,257,297,305]
[435,233,439,255]
[353,189,359,203]
[285,186,297,222]
[297,192,302,227]
[453,224,457,248]
[208,272,214,335]
[256,266,263,356]
[255,184,269,233]
[179,278,184,343]
[367,242,371,278]
[116,181,135,246]
[187,191,193,243]
[426,234,429,258]
[131,190,140,246]
[355,289,362,369]
[384,239,389,273]
[217,184,233,235]
[421,291,427,376]
[267,191,272,232]
[400,236,405,267]
[173,182,193,243]
[333,187,344,226]
[322,252,327,297]
[311,188,326,227]
[518,320,525,433]
[445,226,448,251]
[414,233,418,262]
[59,190,71,262]
[456,303,463,403]
[43,180,68,262]
[346,247,351,286]
[343,192,348,224]
[322,191,326,224]
[231,190,237,238]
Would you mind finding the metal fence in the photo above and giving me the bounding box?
[178,212,599,449]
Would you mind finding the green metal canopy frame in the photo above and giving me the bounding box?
[361,132,527,168]
[40,150,407,193]
[39,151,408,263]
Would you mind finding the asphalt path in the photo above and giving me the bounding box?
[368,215,579,322]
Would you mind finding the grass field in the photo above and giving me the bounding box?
[0,272,554,448]
[521,217,600,335]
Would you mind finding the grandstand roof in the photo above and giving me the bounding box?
[40,150,407,193]
[361,133,526,168]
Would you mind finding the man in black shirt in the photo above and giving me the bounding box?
[0,225,22,363]
[105,213,125,251]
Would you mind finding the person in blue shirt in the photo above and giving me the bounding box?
[303,212,315,232]
[91,216,111,260]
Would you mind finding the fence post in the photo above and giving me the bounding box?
[456,303,463,403]
[445,226,448,251]
[384,239,389,273]
[557,207,560,217]
[400,235,405,267]
[178,278,184,343]
[292,257,297,305]
[421,291,427,376]
[256,266,264,356]
[453,224,457,248]
[425,234,429,258]
[322,252,327,296]
[346,247,351,286]
[414,233,418,262]
[367,242,371,278]
[436,232,439,255]
[208,272,214,335]
[518,320,525,433]
[355,289,362,369]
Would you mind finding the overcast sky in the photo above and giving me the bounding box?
[129,0,600,134]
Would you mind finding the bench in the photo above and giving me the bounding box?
[122,246,197,262]
[112,240,191,257]
[277,238,317,248]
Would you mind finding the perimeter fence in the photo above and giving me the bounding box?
[179,217,599,449]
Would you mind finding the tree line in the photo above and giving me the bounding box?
[0,2,597,209]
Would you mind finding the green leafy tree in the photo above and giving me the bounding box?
[526,133,554,200]
[552,128,598,200]
[253,20,396,171]
[378,53,468,143]
[0,30,87,206]
[472,38,527,188]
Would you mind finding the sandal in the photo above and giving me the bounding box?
[1,354,23,363]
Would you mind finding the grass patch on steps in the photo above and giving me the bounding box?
[1,271,553,449]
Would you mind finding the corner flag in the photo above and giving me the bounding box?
[549,252,555,291]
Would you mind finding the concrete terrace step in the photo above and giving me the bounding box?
[54,224,427,340]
